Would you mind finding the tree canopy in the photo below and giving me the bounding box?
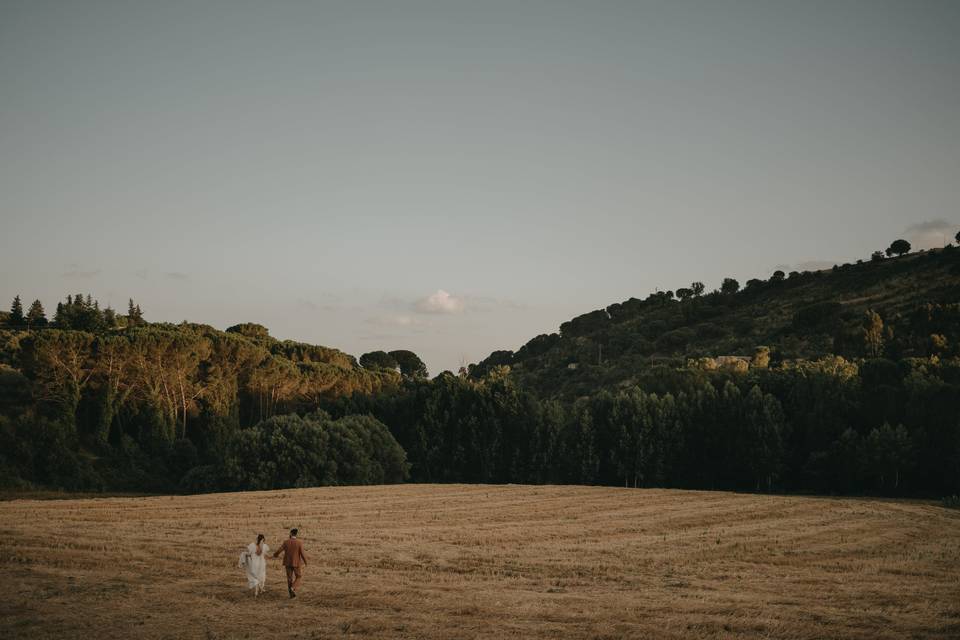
[886,239,911,257]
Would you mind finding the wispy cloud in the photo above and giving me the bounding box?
[414,289,465,314]
[463,295,528,313]
[904,219,958,250]
[297,292,350,313]
[296,298,319,311]
[61,264,101,279]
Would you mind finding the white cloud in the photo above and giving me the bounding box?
[415,289,465,314]
[904,219,959,250]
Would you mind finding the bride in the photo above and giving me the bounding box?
[239,534,269,596]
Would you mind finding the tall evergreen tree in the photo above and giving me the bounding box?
[26,299,47,329]
[127,299,144,327]
[9,295,25,328]
[103,306,117,328]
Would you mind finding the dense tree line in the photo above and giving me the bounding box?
[0,294,409,491]
[327,354,959,496]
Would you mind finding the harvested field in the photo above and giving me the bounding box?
[2,485,959,639]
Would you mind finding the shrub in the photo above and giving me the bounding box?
[179,464,225,494]
[223,412,408,491]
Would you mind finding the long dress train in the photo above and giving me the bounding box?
[239,542,269,594]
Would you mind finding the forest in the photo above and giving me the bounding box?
[1,238,958,497]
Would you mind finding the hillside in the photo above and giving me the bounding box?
[470,247,960,399]
[3,485,958,640]
[2,245,959,497]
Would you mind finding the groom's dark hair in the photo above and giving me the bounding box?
[290,528,298,536]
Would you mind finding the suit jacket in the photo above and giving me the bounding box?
[277,537,307,567]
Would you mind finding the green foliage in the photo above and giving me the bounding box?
[52,294,111,332]
[389,350,428,378]
[2,248,959,500]
[0,297,407,492]
[126,299,145,327]
[861,310,886,358]
[887,239,911,257]
[9,296,25,328]
[360,350,398,371]
[560,309,610,338]
[721,278,740,295]
[26,300,47,329]
[225,323,269,339]
[795,301,842,329]
[222,412,407,490]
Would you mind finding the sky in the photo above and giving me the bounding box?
[1,0,959,374]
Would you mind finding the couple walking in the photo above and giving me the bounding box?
[239,528,308,598]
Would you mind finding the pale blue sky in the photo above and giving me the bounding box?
[2,0,959,373]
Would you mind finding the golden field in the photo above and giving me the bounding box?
[2,485,959,639]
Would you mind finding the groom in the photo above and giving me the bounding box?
[273,528,308,598]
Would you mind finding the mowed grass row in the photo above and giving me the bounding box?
[2,485,959,639]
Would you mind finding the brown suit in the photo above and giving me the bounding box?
[274,537,308,593]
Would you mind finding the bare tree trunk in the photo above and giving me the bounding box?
[177,374,188,439]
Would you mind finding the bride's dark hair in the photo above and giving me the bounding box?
[256,534,265,545]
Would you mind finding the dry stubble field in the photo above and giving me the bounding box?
[2,485,959,639]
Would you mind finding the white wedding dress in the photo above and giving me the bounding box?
[239,542,269,594]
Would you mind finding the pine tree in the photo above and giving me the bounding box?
[26,299,47,329]
[103,306,117,328]
[127,299,144,327]
[9,295,25,328]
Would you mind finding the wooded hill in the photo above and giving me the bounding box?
[469,245,960,399]
[1,240,958,497]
